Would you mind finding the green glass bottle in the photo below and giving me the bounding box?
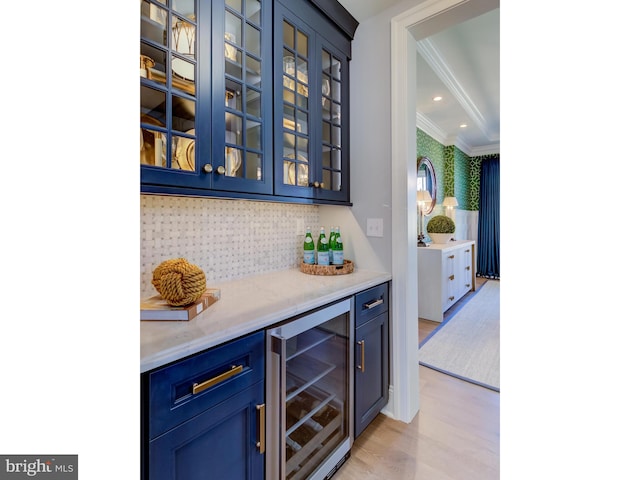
[333,226,344,265]
[303,227,315,264]
[317,226,330,266]
[328,226,336,264]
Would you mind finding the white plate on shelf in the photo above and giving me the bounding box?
[174,129,195,171]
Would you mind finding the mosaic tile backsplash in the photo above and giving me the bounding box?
[141,195,320,298]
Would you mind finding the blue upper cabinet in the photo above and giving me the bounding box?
[140,0,273,195]
[140,0,357,204]
[273,0,351,204]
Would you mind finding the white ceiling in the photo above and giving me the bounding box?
[337,0,500,156]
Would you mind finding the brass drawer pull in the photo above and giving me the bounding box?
[357,340,365,372]
[192,364,243,395]
[448,274,455,280]
[448,254,455,259]
[256,403,265,454]
[364,298,383,309]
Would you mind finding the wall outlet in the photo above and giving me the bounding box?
[296,219,305,236]
[366,218,383,237]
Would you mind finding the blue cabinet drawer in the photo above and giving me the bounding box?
[148,331,265,439]
[354,283,389,328]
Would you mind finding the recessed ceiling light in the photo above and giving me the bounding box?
[433,96,443,102]
[459,123,468,128]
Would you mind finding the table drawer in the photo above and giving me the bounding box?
[354,283,389,328]
[147,330,264,439]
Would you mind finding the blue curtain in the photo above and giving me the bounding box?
[477,157,499,278]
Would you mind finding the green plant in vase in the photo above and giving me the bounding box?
[426,215,455,244]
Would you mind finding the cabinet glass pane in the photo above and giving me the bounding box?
[141,128,167,167]
[246,152,262,180]
[171,95,195,134]
[297,30,308,57]
[226,112,243,144]
[140,43,167,86]
[246,24,260,57]
[283,21,294,50]
[225,147,242,177]
[172,134,196,171]
[247,122,261,150]
[141,85,167,127]
[141,0,167,45]
[225,81,242,111]
[246,56,261,85]
[246,0,261,25]
[173,0,195,19]
[225,0,241,12]
[247,88,261,117]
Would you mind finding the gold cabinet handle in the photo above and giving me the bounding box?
[203,163,213,173]
[216,165,226,175]
[256,404,265,454]
[192,365,243,395]
[448,274,455,280]
[364,298,383,309]
[357,340,365,372]
[448,254,455,259]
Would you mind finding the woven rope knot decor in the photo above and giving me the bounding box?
[152,258,207,307]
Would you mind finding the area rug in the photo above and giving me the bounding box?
[418,280,500,391]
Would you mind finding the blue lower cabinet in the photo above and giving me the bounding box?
[149,381,265,480]
[142,331,266,480]
[354,313,389,438]
[354,283,389,439]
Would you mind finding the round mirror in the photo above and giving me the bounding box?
[417,156,436,215]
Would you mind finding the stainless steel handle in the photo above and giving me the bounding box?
[192,365,243,394]
[256,403,265,454]
[357,340,365,372]
[364,298,383,309]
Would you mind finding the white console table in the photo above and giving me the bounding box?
[417,240,476,322]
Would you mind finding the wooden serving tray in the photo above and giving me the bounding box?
[300,260,354,276]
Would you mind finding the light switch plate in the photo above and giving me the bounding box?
[366,218,383,237]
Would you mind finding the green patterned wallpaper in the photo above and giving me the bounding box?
[416,129,499,212]
[416,129,445,204]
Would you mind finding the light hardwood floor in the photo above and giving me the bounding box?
[333,280,499,480]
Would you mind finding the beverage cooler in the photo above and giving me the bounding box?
[266,298,353,480]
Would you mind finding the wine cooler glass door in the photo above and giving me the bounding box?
[267,298,353,480]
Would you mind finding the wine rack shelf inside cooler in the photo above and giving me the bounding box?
[285,386,343,479]
[285,354,336,402]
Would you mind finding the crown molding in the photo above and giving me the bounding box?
[416,38,497,142]
[417,112,499,157]
[416,111,448,145]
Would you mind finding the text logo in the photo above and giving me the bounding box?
[0,456,77,480]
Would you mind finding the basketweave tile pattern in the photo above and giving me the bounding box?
[141,195,320,298]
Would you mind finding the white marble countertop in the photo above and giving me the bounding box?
[140,267,391,372]
[417,239,475,252]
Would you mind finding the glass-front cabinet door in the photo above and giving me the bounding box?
[274,0,350,203]
[140,0,272,194]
